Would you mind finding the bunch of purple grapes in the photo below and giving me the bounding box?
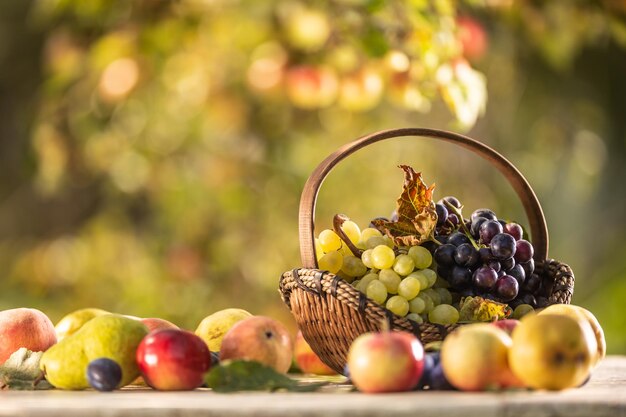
[429,196,544,308]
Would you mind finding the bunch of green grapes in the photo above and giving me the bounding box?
[314,220,460,325]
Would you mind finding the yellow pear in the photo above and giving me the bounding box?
[539,304,605,366]
[55,308,110,341]
[194,308,252,352]
[509,313,595,390]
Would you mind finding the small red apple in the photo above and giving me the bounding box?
[136,329,211,391]
[141,318,179,333]
[491,319,520,336]
[285,65,338,109]
[220,316,293,374]
[294,331,336,375]
[457,16,488,61]
[347,331,424,393]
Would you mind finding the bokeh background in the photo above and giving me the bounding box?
[1,0,625,352]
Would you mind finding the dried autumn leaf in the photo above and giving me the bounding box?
[458,296,512,322]
[0,348,52,390]
[372,165,437,246]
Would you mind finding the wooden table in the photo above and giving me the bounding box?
[0,356,624,417]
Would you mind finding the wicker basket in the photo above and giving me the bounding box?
[279,127,575,374]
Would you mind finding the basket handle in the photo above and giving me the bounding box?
[299,127,548,268]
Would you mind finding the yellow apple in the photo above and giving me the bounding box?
[441,323,520,391]
[539,304,605,366]
[509,313,595,390]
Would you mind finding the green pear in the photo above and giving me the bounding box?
[40,314,148,390]
[55,308,110,341]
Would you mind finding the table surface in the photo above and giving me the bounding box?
[0,356,624,417]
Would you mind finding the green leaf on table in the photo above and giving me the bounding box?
[205,360,326,393]
[0,348,52,390]
[459,296,512,322]
[372,165,437,246]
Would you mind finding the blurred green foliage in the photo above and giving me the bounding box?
[0,0,625,353]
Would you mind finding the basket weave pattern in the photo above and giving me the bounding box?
[279,128,575,374]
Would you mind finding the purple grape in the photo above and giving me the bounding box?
[449,266,472,289]
[454,243,479,267]
[448,232,470,247]
[488,260,501,273]
[501,257,515,271]
[473,266,498,290]
[479,220,503,244]
[471,208,497,222]
[504,223,523,241]
[495,275,519,301]
[415,352,439,390]
[87,358,122,392]
[429,363,456,390]
[478,247,493,262]
[439,196,462,209]
[434,244,456,266]
[435,203,448,227]
[497,269,506,278]
[210,351,221,367]
[437,265,453,280]
[508,264,526,285]
[471,217,488,238]
[490,233,517,260]
[447,213,460,227]
[521,259,535,277]
[459,287,476,298]
[522,273,542,293]
[514,239,534,263]
[519,293,537,307]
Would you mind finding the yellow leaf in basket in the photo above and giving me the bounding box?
[459,296,512,322]
[371,165,437,247]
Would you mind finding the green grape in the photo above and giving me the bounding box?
[408,297,426,314]
[366,280,388,305]
[361,249,374,268]
[341,220,361,244]
[371,245,395,269]
[408,246,432,269]
[378,269,401,294]
[352,279,360,288]
[433,275,451,289]
[421,268,437,288]
[512,304,534,319]
[398,276,421,299]
[336,270,355,283]
[416,293,435,313]
[424,288,442,306]
[366,236,388,249]
[434,287,453,305]
[318,250,342,274]
[409,271,430,290]
[392,254,415,276]
[383,236,395,248]
[406,313,424,323]
[356,272,378,292]
[341,255,367,277]
[315,238,324,261]
[428,304,460,325]
[318,229,341,252]
[360,227,382,243]
[386,295,410,316]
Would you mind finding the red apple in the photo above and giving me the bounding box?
[220,316,293,374]
[294,330,336,375]
[136,329,211,390]
[347,331,424,393]
[491,319,520,336]
[457,16,488,61]
[0,308,57,364]
[285,65,338,109]
[141,318,179,333]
